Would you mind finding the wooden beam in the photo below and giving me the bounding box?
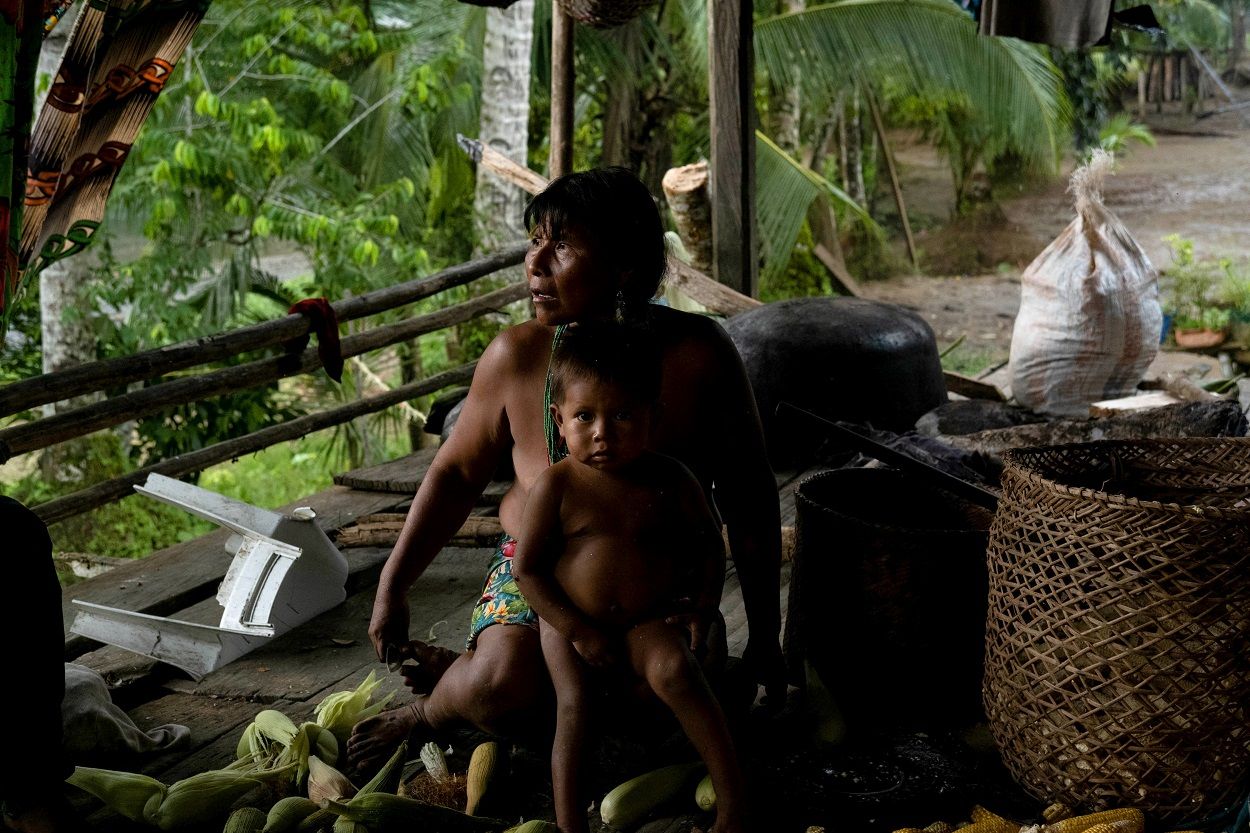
[708,0,757,297]
[33,364,478,526]
[0,282,527,462]
[549,7,575,177]
[0,244,526,418]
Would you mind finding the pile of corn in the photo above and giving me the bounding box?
[64,672,512,832]
[892,803,1203,833]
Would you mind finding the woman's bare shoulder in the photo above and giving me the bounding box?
[479,319,551,374]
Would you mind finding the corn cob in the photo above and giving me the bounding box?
[1076,824,1140,833]
[255,710,300,747]
[968,805,1020,833]
[464,741,498,815]
[694,773,716,812]
[224,806,267,833]
[306,756,356,806]
[66,766,166,824]
[153,769,264,831]
[262,796,319,833]
[1042,804,1073,823]
[420,741,450,781]
[925,824,954,833]
[1041,809,1144,833]
[355,740,406,798]
[502,822,560,833]
[322,793,503,831]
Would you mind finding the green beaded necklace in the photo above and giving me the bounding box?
[543,324,569,465]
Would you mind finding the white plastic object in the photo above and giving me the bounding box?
[69,474,349,680]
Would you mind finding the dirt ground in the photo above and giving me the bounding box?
[858,101,1250,371]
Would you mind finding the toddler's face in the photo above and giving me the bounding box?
[552,378,651,472]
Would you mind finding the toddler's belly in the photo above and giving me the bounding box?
[555,542,679,627]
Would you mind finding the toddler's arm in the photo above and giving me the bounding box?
[512,469,615,667]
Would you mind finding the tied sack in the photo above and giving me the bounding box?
[1009,150,1161,416]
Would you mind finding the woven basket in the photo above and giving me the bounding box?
[557,0,657,28]
[983,438,1250,824]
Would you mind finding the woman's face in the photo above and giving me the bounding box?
[525,223,621,326]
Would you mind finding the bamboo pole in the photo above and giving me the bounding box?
[864,88,917,270]
[0,244,526,418]
[32,364,477,526]
[0,282,527,462]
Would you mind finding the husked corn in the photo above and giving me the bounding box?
[1042,809,1144,833]
[1042,804,1073,823]
[969,806,1020,833]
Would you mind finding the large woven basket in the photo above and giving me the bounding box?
[983,438,1250,824]
[557,0,657,28]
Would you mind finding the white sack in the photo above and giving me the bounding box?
[1009,150,1161,416]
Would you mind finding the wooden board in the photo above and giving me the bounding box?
[332,447,437,493]
[63,485,411,657]
[124,692,273,777]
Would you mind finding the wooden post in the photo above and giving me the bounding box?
[864,88,917,271]
[708,0,757,297]
[1163,52,1174,102]
[1137,59,1147,120]
[549,7,575,178]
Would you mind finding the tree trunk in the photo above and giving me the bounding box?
[770,0,804,157]
[474,0,535,254]
[602,18,641,169]
[399,339,426,451]
[661,161,713,273]
[1230,5,1246,73]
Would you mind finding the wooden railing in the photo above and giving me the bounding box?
[3,243,529,525]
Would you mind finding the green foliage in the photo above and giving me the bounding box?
[1161,234,1239,331]
[2,437,213,560]
[1097,113,1156,156]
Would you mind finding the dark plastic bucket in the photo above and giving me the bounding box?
[784,468,992,732]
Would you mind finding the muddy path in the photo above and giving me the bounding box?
[859,103,1250,370]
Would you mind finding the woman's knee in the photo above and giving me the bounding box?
[465,626,547,719]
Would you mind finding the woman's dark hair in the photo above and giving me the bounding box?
[524,167,667,306]
[550,322,662,407]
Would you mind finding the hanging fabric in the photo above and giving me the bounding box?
[1,0,211,332]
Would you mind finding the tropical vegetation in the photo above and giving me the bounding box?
[4,0,1245,558]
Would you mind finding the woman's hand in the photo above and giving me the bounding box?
[367,591,411,662]
[664,600,715,655]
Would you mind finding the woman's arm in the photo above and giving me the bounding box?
[367,332,517,660]
[703,322,786,699]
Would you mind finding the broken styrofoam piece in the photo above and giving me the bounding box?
[70,473,349,679]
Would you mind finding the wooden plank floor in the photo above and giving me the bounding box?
[64,451,828,828]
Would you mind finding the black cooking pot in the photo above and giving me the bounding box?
[723,298,947,467]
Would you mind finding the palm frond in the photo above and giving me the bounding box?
[756,0,1068,168]
[756,130,876,286]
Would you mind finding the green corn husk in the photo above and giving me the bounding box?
[66,767,167,823]
[68,766,263,831]
[261,796,319,833]
[313,671,395,749]
[152,769,265,831]
[280,723,340,787]
[223,805,267,833]
[357,741,407,797]
[254,710,300,748]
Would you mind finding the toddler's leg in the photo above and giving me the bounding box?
[540,620,593,833]
[626,620,748,833]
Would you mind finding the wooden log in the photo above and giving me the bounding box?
[1189,45,1236,102]
[0,245,526,418]
[0,282,526,461]
[708,0,758,297]
[335,514,506,548]
[942,370,1006,402]
[665,257,761,316]
[811,243,862,298]
[33,364,477,526]
[1163,52,1174,101]
[1138,60,1148,119]
[457,134,549,197]
[549,7,575,177]
[864,87,917,271]
[662,161,714,273]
